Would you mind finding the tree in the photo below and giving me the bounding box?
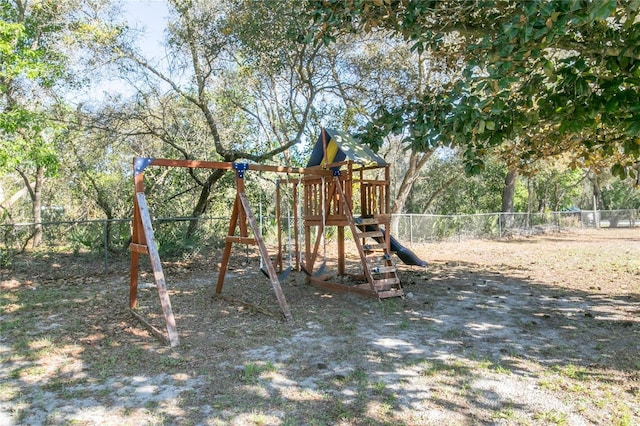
[0,0,74,247]
[315,33,465,228]
[80,0,333,237]
[526,160,583,212]
[406,151,506,215]
[309,1,640,177]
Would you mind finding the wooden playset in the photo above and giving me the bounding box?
[129,128,423,346]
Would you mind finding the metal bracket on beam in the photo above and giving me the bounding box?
[233,162,249,178]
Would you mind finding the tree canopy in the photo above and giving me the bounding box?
[1,0,639,256]
[309,0,640,177]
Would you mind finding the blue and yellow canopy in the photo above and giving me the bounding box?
[307,128,387,168]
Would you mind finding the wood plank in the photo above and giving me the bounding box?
[356,217,380,225]
[374,283,393,291]
[225,236,257,245]
[377,289,404,299]
[148,158,235,170]
[356,230,384,239]
[363,243,386,251]
[129,308,169,346]
[370,265,397,274]
[129,243,149,254]
[129,251,140,309]
[366,255,391,264]
[373,277,401,286]
[136,192,180,347]
[144,157,338,176]
[238,192,293,322]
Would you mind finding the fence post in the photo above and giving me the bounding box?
[103,220,108,274]
[409,214,413,245]
[498,213,502,238]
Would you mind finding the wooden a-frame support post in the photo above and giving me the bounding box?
[129,158,298,346]
[215,165,292,321]
[129,163,180,347]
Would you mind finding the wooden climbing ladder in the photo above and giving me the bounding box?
[334,177,403,299]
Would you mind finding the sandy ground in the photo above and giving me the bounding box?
[1,228,639,425]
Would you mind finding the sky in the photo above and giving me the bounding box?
[72,0,170,103]
[123,0,169,60]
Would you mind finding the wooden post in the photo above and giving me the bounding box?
[276,180,283,272]
[135,192,180,347]
[384,166,391,251]
[238,192,292,321]
[337,226,345,276]
[129,165,147,309]
[360,168,366,216]
[215,193,240,294]
[293,181,300,271]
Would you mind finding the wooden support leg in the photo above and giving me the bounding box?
[238,192,292,321]
[216,240,233,295]
[129,251,139,309]
[216,194,240,294]
[136,193,180,347]
[338,226,345,276]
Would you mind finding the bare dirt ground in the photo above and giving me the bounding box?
[1,228,639,425]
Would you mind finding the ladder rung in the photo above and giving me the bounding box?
[357,230,384,239]
[356,217,380,225]
[367,255,391,264]
[375,282,392,291]
[373,277,400,286]
[370,265,397,274]
[363,243,386,251]
[377,289,404,299]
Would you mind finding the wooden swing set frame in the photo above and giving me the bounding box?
[129,139,396,347]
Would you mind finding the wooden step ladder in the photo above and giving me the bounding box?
[334,177,404,299]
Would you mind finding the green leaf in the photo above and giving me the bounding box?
[589,0,616,21]
[477,120,485,134]
[626,120,640,136]
[611,164,627,180]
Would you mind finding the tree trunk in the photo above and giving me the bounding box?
[32,165,45,248]
[186,169,227,238]
[389,149,433,235]
[501,167,518,213]
[590,173,607,210]
[16,166,45,248]
[420,174,460,213]
[501,167,518,229]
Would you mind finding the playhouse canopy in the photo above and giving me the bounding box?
[307,128,387,168]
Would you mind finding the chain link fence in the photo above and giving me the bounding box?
[1,209,637,270]
[393,209,638,243]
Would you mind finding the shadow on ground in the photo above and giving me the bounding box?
[1,234,639,425]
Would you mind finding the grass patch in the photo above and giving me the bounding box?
[553,363,590,381]
[492,402,516,420]
[242,361,277,383]
[420,359,470,377]
[533,409,568,425]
